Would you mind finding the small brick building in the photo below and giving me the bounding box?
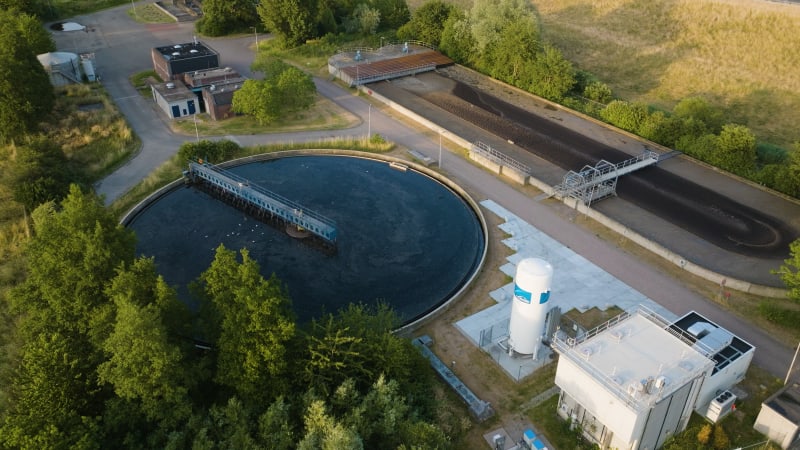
[151,41,219,81]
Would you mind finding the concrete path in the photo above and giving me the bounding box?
[52,4,796,382]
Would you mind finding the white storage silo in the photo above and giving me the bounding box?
[508,258,553,356]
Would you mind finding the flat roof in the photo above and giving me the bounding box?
[152,81,195,101]
[155,42,217,61]
[184,67,243,85]
[765,383,800,424]
[670,311,754,375]
[556,307,713,409]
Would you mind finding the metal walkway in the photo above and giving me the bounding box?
[553,151,659,205]
[184,162,337,244]
[413,336,494,421]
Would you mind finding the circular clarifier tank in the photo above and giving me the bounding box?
[124,153,487,325]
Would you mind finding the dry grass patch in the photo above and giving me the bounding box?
[533,0,800,146]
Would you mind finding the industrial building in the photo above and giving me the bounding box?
[552,306,754,449]
[149,44,246,121]
[151,41,220,81]
[754,383,800,448]
[151,81,198,118]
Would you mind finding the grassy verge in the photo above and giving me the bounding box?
[170,96,359,136]
[130,70,161,97]
[48,0,128,19]
[126,3,174,23]
[45,83,139,181]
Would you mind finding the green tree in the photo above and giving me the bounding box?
[198,246,296,403]
[257,0,316,48]
[439,11,474,64]
[479,16,539,85]
[469,0,536,54]
[232,79,281,125]
[673,96,724,134]
[0,9,55,144]
[346,3,381,35]
[11,185,136,337]
[6,136,74,211]
[583,81,613,104]
[675,133,718,161]
[275,65,317,112]
[0,331,103,449]
[0,0,52,19]
[528,45,575,101]
[257,397,295,450]
[196,0,258,36]
[297,400,363,450]
[97,258,192,426]
[777,239,800,302]
[233,61,316,124]
[711,123,757,175]
[600,100,650,133]
[15,10,55,54]
[372,0,409,30]
[396,0,453,46]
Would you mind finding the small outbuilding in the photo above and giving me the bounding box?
[754,383,800,449]
[37,51,82,86]
[151,81,198,119]
[202,81,244,121]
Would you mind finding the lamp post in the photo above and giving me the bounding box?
[786,341,800,385]
[368,104,371,139]
[131,0,136,16]
[251,27,258,52]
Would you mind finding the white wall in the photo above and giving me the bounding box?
[754,405,797,449]
[696,349,753,410]
[556,357,641,445]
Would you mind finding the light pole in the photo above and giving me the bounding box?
[251,27,259,52]
[786,341,800,385]
[733,439,770,450]
[131,0,136,16]
[368,104,371,139]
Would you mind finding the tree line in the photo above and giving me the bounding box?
[0,185,457,448]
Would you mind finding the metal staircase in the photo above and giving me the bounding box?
[553,151,659,205]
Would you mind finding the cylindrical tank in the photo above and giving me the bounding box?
[37,52,81,86]
[508,258,553,355]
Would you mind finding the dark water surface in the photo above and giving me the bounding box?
[127,155,484,324]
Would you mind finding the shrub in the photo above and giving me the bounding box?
[697,423,712,445]
[600,100,649,133]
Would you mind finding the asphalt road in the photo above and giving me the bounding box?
[51,4,797,382]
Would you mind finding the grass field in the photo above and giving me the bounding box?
[407,0,800,147]
[531,0,800,147]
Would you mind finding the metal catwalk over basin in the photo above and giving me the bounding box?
[184,161,337,244]
[554,151,659,205]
